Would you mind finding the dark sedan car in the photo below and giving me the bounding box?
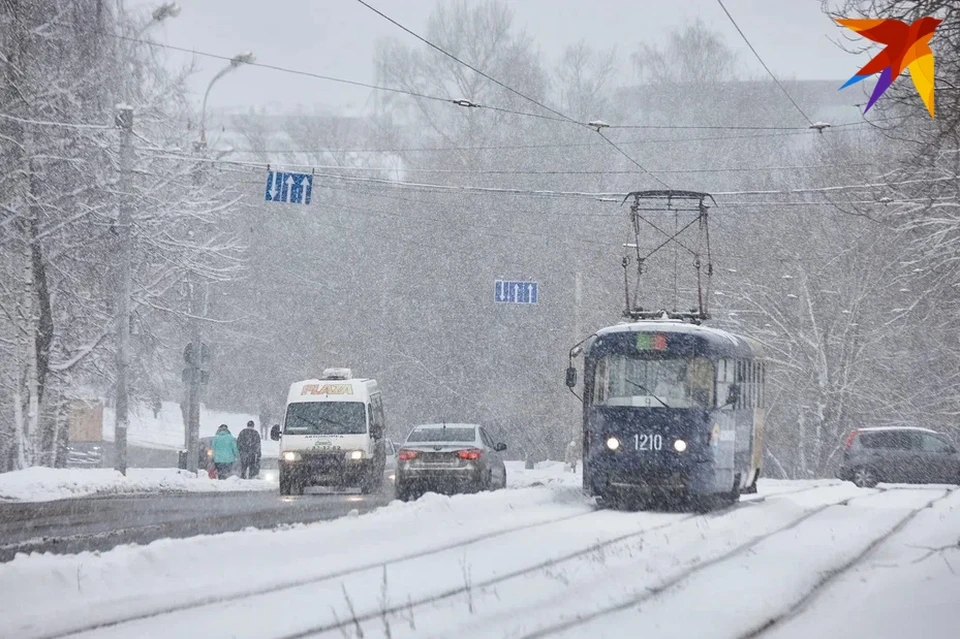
[838,426,960,487]
[395,423,507,501]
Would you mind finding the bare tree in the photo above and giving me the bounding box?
[0,1,248,470]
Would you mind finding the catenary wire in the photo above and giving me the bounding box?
[715,0,816,126]
[144,147,960,200]
[351,0,672,188]
[61,31,908,134]
[0,111,114,130]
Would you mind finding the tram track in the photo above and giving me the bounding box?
[268,483,837,638]
[739,485,960,639]
[23,482,837,639]
[518,486,955,639]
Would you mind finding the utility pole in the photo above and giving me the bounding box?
[183,331,206,474]
[114,104,134,476]
[109,3,180,476]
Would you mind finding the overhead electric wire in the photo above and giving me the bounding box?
[107,32,579,127]
[351,0,672,188]
[228,121,909,156]
[150,146,960,203]
[351,0,581,127]
[109,33,449,104]
[0,111,114,130]
[218,163,953,212]
[715,0,816,127]
[107,30,902,136]
[174,156,889,176]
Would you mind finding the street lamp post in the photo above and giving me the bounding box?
[197,51,255,149]
[182,51,255,474]
[113,2,179,476]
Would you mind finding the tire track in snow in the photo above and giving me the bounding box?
[740,486,960,639]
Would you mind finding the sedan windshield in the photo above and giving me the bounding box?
[406,427,476,443]
[283,402,367,435]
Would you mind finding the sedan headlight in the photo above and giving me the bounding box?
[282,451,301,462]
[346,450,365,460]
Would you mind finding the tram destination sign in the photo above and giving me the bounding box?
[636,333,668,350]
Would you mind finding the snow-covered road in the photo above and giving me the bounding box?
[2,465,957,639]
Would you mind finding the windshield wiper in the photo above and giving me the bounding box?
[295,415,352,433]
[624,378,671,408]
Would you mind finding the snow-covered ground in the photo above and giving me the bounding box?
[2,466,957,639]
[0,467,276,502]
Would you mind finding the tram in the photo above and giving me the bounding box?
[564,190,767,510]
[567,317,766,509]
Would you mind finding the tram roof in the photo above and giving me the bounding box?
[591,320,765,359]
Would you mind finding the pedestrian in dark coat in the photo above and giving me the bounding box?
[237,420,262,479]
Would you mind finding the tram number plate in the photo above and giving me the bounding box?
[635,434,663,451]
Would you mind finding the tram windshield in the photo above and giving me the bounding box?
[593,355,715,409]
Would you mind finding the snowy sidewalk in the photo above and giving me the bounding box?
[0,467,276,502]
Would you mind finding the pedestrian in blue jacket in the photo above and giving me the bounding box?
[211,424,239,480]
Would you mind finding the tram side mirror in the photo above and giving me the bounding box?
[565,367,578,388]
[722,384,740,408]
[270,424,281,441]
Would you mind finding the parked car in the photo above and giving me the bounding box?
[395,423,507,501]
[384,439,398,482]
[838,426,960,487]
[179,437,216,475]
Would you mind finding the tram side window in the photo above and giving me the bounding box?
[717,358,736,410]
[758,362,765,408]
[744,361,751,408]
[688,358,715,408]
[731,360,764,410]
[753,363,759,408]
[737,360,746,408]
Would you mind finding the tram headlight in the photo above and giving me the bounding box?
[606,437,621,451]
[674,439,688,452]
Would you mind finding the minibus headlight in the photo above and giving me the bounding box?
[346,450,365,460]
[282,451,301,462]
[606,437,621,451]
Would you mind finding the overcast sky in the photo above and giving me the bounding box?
[127,0,867,115]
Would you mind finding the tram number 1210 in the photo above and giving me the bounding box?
[635,433,663,451]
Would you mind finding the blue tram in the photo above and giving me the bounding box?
[566,319,767,510]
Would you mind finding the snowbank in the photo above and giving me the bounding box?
[0,484,589,639]
[506,459,582,488]
[0,467,276,502]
